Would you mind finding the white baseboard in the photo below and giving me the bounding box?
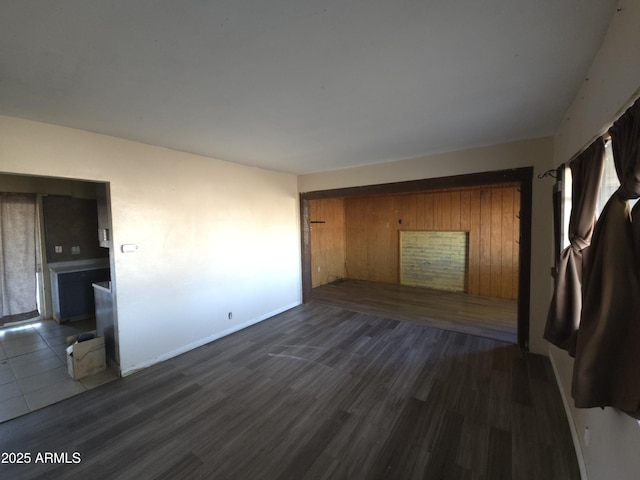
[120,301,301,377]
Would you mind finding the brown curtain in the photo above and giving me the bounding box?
[572,99,640,417]
[544,139,605,352]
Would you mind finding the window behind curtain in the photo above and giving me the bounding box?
[595,138,638,215]
[596,139,620,215]
[557,164,572,252]
[560,137,637,252]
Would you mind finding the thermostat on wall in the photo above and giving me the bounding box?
[121,244,139,253]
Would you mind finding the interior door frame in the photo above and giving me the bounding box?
[299,167,533,350]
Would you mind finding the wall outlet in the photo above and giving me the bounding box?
[55,246,63,253]
[71,246,81,255]
[228,312,233,320]
[317,266,321,272]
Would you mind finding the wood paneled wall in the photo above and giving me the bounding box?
[309,198,346,287]
[309,184,520,299]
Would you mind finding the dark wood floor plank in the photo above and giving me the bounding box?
[153,451,204,480]
[367,396,427,480]
[421,410,467,480]
[485,426,513,480]
[0,303,577,480]
[276,409,351,480]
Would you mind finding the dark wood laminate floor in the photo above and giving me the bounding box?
[0,304,577,480]
[312,279,518,344]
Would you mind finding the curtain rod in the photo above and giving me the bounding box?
[538,169,559,179]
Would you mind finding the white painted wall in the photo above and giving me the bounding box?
[550,1,640,479]
[299,136,556,355]
[0,116,302,375]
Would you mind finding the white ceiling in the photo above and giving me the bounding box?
[1,1,617,174]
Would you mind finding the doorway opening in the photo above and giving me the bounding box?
[0,173,119,422]
[299,167,533,349]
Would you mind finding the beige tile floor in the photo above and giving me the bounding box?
[0,318,118,423]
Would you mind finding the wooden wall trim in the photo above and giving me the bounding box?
[299,166,533,350]
[300,196,312,304]
[300,168,531,199]
[517,171,533,350]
